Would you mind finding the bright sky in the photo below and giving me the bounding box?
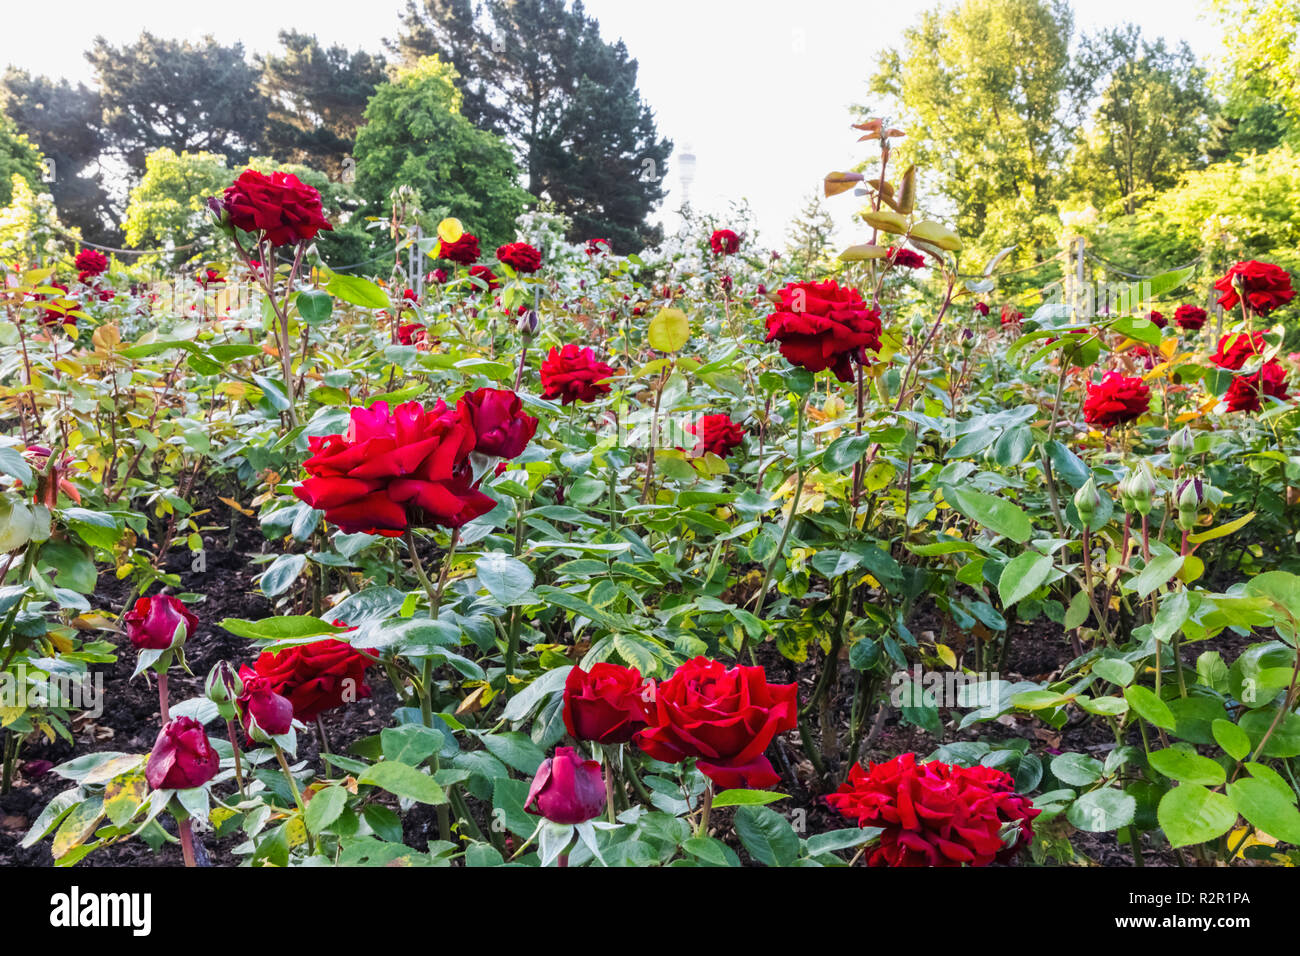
[3,0,1226,248]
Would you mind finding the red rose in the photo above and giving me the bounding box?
[1000,306,1023,327]
[1083,371,1150,429]
[74,248,108,276]
[540,344,615,405]
[460,387,538,458]
[146,717,220,790]
[974,302,990,316]
[888,246,926,269]
[468,264,499,291]
[497,242,542,273]
[687,414,746,458]
[124,595,197,651]
[709,229,741,255]
[1214,260,1295,315]
[242,639,372,723]
[294,399,494,535]
[525,746,606,824]
[764,280,883,383]
[397,323,428,347]
[633,656,797,789]
[1147,310,1167,329]
[826,753,1040,867]
[1211,330,1265,370]
[236,671,295,741]
[1225,360,1290,412]
[1173,304,1207,330]
[585,238,609,256]
[440,233,480,265]
[428,268,449,284]
[563,663,649,744]
[220,168,333,247]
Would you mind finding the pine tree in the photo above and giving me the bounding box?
[391,0,671,251]
[785,191,835,276]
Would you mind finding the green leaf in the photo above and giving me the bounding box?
[1131,551,1184,598]
[325,273,389,309]
[732,805,800,866]
[997,550,1053,608]
[381,724,444,766]
[711,789,787,808]
[304,785,348,834]
[1092,658,1135,687]
[357,761,447,805]
[1067,788,1135,832]
[475,552,535,605]
[1227,779,1300,845]
[1212,719,1252,762]
[822,434,873,473]
[1125,685,1176,730]
[0,447,33,485]
[944,486,1032,543]
[220,616,347,642]
[1158,785,1236,847]
[1149,748,1227,786]
[260,553,307,597]
[1050,752,1104,786]
[296,290,334,325]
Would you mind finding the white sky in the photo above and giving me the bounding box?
[2,0,1226,248]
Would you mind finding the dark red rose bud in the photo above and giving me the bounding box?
[563,663,649,744]
[460,387,539,459]
[21,759,53,780]
[218,168,332,247]
[525,746,606,824]
[123,595,198,652]
[236,672,295,742]
[145,717,219,790]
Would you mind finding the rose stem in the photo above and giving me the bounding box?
[226,718,247,799]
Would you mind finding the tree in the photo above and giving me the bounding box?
[0,69,117,244]
[87,32,268,176]
[785,191,836,276]
[258,31,388,178]
[1209,0,1300,136]
[869,0,1073,259]
[352,57,530,248]
[0,114,43,207]
[1068,26,1210,214]
[391,0,671,251]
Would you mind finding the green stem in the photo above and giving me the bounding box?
[749,396,807,625]
[273,742,315,854]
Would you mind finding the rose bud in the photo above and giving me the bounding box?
[21,759,53,780]
[517,308,540,337]
[145,717,220,790]
[525,746,606,824]
[1129,462,1156,516]
[237,673,295,743]
[123,595,198,652]
[1168,426,1193,467]
[205,661,244,720]
[460,387,539,459]
[1176,477,1208,531]
[1073,477,1100,528]
[563,663,649,744]
[1117,472,1136,515]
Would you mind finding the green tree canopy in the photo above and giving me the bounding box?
[392,0,671,251]
[258,30,388,178]
[0,114,43,207]
[352,56,530,249]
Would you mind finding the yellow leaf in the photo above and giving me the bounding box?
[437,218,464,244]
[219,496,255,517]
[909,220,962,251]
[285,814,308,848]
[648,308,690,353]
[862,209,909,234]
[1187,511,1255,544]
[935,644,957,668]
[838,244,888,261]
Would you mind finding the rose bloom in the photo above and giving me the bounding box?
[220,169,333,247]
[124,594,198,651]
[634,656,797,789]
[709,229,741,255]
[1211,330,1264,370]
[460,387,538,458]
[198,267,225,288]
[888,246,926,269]
[585,238,609,256]
[236,673,295,742]
[563,663,649,744]
[145,717,219,790]
[397,323,428,347]
[974,301,990,316]
[687,414,746,458]
[1147,310,1167,329]
[1214,260,1295,315]
[525,746,606,824]
[427,268,448,284]
[496,242,542,273]
[1173,304,1206,330]
[74,248,108,277]
[1083,371,1150,429]
[439,232,480,265]
[468,264,499,291]
[1225,360,1290,413]
[294,399,494,535]
[826,753,1040,867]
[241,639,372,722]
[764,280,883,383]
[1000,306,1023,327]
[540,344,615,405]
